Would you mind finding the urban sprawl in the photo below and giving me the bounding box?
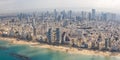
[0,9,120,52]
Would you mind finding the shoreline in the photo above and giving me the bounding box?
[0,37,120,57]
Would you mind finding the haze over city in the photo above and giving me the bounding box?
[1,0,120,60]
[0,0,120,13]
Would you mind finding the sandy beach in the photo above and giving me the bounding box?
[0,37,120,57]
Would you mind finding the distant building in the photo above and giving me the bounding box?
[101,13,107,21]
[81,11,87,20]
[68,10,72,20]
[91,9,96,20]
[54,9,58,21]
[27,16,30,23]
[88,12,92,20]
[76,16,81,21]
[61,10,66,20]
[32,19,36,27]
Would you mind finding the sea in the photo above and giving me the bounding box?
[0,40,120,60]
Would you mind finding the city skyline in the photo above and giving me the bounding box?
[0,0,120,13]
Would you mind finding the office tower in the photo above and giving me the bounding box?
[81,11,87,20]
[32,19,36,36]
[18,13,23,21]
[101,13,107,21]
[57,15,61,21]
[88,12,92,20]
[81,11,84,20]
[55,28,61,43]
[27,16,30,23]
[61,10,66,20]
[68,10,72,20]
[45,11,49,17]
[91,9,96,20]
[54,9,58,21]
[47,28,52,43]
[32,19,36,27]
[41,13,44,21]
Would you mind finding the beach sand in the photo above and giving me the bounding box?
[0,37,120,57]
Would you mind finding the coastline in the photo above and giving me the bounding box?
[0,37,120,57]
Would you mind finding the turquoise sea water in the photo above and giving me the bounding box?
[0,40,120,60]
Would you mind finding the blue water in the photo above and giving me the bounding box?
[0,40,120,60]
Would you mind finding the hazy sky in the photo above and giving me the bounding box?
[0,0,120,13]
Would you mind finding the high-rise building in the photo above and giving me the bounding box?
[68,10,72,20]
[105,38,109,49]
[27,16,30,23]
[54,9,58,21]
[81,11,87,20]
[61,32,66,44]
[55,28,61,43]
[32,19,37,36]
[18,13,23,21]
[57,15,62,21]
[88,12,92,20]
[101,13,107,21]
[91,9,96,20]
[32,19,36,27]
[47,28,52,43]
[61,10,66,20]
[41,13,44,21]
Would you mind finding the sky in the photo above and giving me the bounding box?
[0,0,120,13]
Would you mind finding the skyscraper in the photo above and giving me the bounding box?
[32,19,37,36]
[54,9,58,21]
[18,13,23,21]
[27,16,30,23]
[81,11,87,20]
[68,10,72,20]
[55,28,61,44]
[61,10,66,20]
[92,9,96,20]
[88,12,92,20]
[101,13,107,21]
[47,28,52,43]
